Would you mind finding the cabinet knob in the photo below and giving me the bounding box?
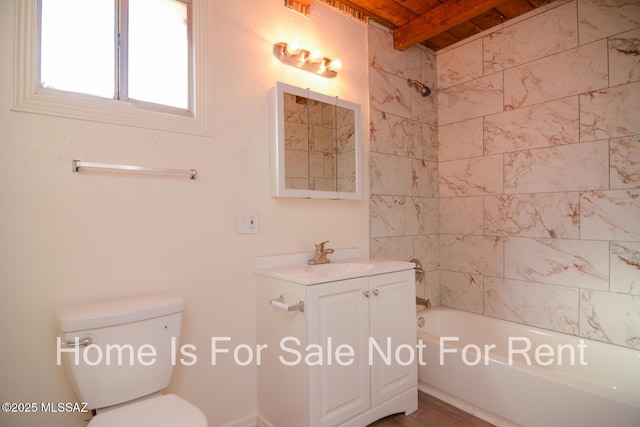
[364,291,370,298]
[373,289,380,296]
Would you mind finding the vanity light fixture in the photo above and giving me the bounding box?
[273,42,342,78]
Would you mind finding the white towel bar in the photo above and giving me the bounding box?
[72,160,197,180]
[270,295,304,312]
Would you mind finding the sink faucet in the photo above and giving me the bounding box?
[308,241,334,265]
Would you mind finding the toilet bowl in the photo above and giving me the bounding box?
[56,293,207,426]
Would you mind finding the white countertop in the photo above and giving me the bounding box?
[255,249,415,285]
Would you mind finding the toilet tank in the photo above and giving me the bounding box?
[56,294,184,410]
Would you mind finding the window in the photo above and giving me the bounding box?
[40,0,191,111]
[13,0,208,135]
[40,0,116,101]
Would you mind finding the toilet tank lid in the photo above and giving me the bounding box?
[56,293,184,332]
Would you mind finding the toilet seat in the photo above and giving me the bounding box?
[87,394,207,427]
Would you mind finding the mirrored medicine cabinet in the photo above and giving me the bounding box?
[270,82,362,199]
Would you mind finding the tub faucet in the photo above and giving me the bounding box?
[308,241,334,265]
[416,297,431,309]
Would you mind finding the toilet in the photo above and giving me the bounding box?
[56,293,207,427]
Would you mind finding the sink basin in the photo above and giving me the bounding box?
[304,262,376,275]
[255,250,415,285]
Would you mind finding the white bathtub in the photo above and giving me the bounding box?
[416,307,640,427]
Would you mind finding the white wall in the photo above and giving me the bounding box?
[0,1,369,426]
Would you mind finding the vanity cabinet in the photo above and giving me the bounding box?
[256,269,417,427]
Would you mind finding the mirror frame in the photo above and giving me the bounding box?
[270,82,362,199]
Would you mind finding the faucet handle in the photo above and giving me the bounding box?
[316,240,330,250]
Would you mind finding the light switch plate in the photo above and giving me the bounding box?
[236,210,259,234]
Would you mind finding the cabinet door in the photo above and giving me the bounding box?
[307,277,371,426]
[368,270,417,406]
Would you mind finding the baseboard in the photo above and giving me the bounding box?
[418,383,518,427]
[220,414,261,427]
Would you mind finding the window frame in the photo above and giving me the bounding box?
[13,0,209,135]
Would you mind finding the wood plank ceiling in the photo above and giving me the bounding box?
[321,0,559,51]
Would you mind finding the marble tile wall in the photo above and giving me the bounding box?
[437,0,640,349]
[368,23,440,306]
[367,0,639,350]
[283,94,338,191]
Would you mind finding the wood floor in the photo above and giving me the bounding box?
[367,392,495,427]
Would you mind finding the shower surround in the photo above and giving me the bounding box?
[368,23,440,306]
[369,0,639,350]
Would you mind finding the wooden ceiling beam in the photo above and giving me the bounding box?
[391,0,442,15]
[393,0,508,50]
[340,0,418,27]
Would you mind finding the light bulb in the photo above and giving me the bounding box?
[285,41,302,56]
[328,58,343,72]
[308,49,323,63]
